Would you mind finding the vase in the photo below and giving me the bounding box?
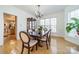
[77,31,79,35]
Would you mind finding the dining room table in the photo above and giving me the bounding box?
[28,30,48,47]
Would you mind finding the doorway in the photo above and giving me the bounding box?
[3,13,17,53]
[4,13,17,43]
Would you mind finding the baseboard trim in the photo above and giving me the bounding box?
[51,34,65,38]
[0,45,2,47]
[65,36,79,45]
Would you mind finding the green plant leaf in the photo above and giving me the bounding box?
[66,17,79,33]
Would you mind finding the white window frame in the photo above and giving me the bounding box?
[40,18,57,33]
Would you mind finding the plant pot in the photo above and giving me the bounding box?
[77,30,79,35]
[77,31,79,35]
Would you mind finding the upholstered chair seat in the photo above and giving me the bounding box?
[40,37,46,41]
[24,39,38,47]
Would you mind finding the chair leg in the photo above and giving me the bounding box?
[46,41,48,49]
[48,40,50,46]
[21,45,24,54]
[36,44,38,50]
[31,47,34,51]
[49,42,50,46]
[28,47,30,54]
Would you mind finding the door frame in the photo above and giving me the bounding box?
[3,13,17,40]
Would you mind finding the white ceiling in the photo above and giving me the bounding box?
[15,5,67,16]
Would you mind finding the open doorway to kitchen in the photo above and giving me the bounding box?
[3,13,17,50]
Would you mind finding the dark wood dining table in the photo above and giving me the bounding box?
[29,31,48,47]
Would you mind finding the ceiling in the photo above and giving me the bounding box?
[15,5,67,17]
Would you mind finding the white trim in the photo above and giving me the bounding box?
[65,36,79,45]
[51,33,65,38]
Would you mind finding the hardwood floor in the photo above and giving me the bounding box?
[51,36,79,54]
[0,36,79,54]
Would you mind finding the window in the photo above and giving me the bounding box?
[44,19,50,29]
[51,18,56,32]
[68,9,79,22]
[40,18,56,32]
[40,20,44,25]
[40,20,44,28]
[67,9,79,38]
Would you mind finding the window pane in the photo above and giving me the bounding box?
[51,18,56,32]
[45,19,50,25]
[40,20,44,25]
[51,18,56,25]
[51,26,56,32]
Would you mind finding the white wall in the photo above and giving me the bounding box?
[0,6,34,45]
[43,11,65,37]
[65,5,79,45]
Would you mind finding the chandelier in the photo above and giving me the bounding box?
[35,5,43,18]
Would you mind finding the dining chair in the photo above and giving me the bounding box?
[47,30,51,46]
[39,30,51,49]
[19,31,38,54]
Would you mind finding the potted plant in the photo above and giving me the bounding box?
[66,17,79,35]
[44,27,47,32]
[38,26,43,34]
